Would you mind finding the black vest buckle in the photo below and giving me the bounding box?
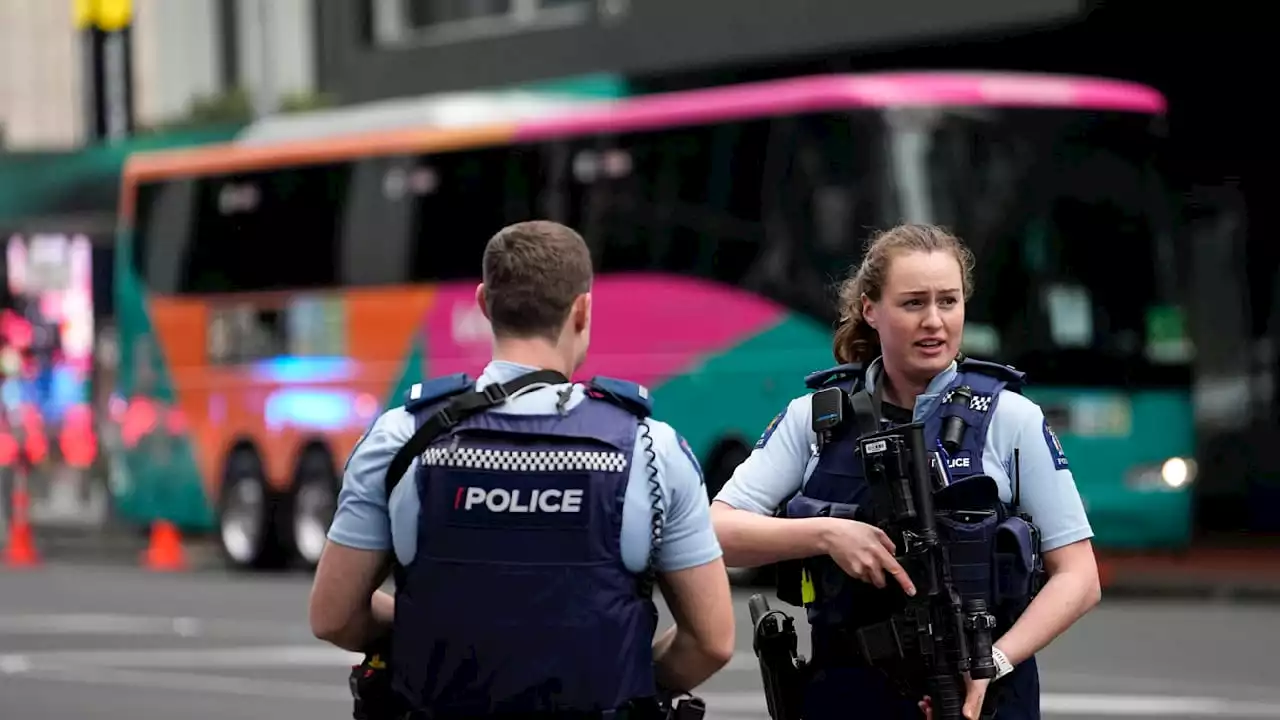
[482,382,510,404]
[434,407,459,430]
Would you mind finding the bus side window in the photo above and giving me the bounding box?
[183,163,351,294]
[343,155,419,288]
[575,121,768,287]
[133,180,197,297]
[536,140,578,226]
[407,145,543,283]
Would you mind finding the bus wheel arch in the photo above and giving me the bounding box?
[703,436,752,501]
[217,440,288,571]
[288,441,339,571]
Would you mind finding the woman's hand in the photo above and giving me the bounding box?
[961,676,991,720]
[919,674,992,720]
[818,518,917,595]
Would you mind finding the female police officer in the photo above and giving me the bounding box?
[712,223,1102,720]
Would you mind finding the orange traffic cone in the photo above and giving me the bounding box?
[141,520,187,572]
[4,482,40,568]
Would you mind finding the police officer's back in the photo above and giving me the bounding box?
[310,221,735,719]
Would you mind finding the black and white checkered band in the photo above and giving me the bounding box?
[420,447,628,473]
[941,390,993,413]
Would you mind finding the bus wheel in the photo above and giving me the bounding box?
[289,447,337,571]
[218,447,284,571]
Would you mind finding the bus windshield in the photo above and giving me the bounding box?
[883,106,1189,388]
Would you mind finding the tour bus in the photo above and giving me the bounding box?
[113,71,1194,571]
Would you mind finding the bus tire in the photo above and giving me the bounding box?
[288,445,338,571]
[218,446,287,571]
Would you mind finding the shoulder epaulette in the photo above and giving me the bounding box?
[804,363,863,390]
[587,376,653,418]
[958,358,1027,391]
[404,374,474,412]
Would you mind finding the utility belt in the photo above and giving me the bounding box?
[399,701,656,720]
[350,645,705,720]
[390,695,703,720]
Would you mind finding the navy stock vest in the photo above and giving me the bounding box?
[782,359,1043,720]
[389,374,660,718]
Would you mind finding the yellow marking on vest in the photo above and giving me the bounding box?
[801,569,816,605]
[368,655,386,670]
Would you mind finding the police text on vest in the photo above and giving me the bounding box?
[458,487,584,513]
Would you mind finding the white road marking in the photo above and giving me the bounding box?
[0,645,362,671]
[0,613,206,636]
[1048,670,1280,704]
[1039,693,1280,717]
[692,691,1280,717]
[4,614,1280,717]
[3,650,1279,718]
[14,664,350,703]
[0,646,759,674]
[0,613,309,640]
[9,667,1280,720]
[0,647,758,672]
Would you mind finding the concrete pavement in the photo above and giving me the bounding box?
[2,565,1280,720]
[22,523,1280,601]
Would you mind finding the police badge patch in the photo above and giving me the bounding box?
[344,416,382,472]
[344,429,371,473]
[755,409,786,449]
[1042,419,1070,471]
[676,434,703,481]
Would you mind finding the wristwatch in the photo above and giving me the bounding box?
[992,647,1014,680]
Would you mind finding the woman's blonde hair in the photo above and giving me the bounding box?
[832,223,976,365]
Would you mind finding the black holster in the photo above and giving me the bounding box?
[350,638,402,720]
[658,690,708,720]
[749,594,811,720]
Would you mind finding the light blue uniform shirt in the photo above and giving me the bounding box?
[715,358,1093,553]
[328,360,723,572]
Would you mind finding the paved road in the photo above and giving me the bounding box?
[2,565,1279,720]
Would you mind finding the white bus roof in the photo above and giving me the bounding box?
[234,91,612,146]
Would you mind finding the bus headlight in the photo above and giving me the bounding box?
[1126,457,1197,491]
[1160,457,1194,488]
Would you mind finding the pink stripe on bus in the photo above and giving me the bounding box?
[421,274,784,390]
[514,72,1166,142]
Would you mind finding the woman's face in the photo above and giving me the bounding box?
[862,249,965,386]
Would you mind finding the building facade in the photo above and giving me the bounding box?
[0,0,318,150]
[314,0,1083,103]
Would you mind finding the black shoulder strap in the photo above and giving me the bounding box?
[383,369,570,503]
[849,382,886,437]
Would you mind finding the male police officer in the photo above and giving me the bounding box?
[309,220,735,718]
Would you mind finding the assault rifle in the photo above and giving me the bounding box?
[857,422,998,720]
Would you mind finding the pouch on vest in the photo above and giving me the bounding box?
[933,475,1004,608]
[773,503,805,608]
[776,494,866,609]
[995,516,1040,618]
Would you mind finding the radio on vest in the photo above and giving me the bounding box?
[940,385,973,455]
